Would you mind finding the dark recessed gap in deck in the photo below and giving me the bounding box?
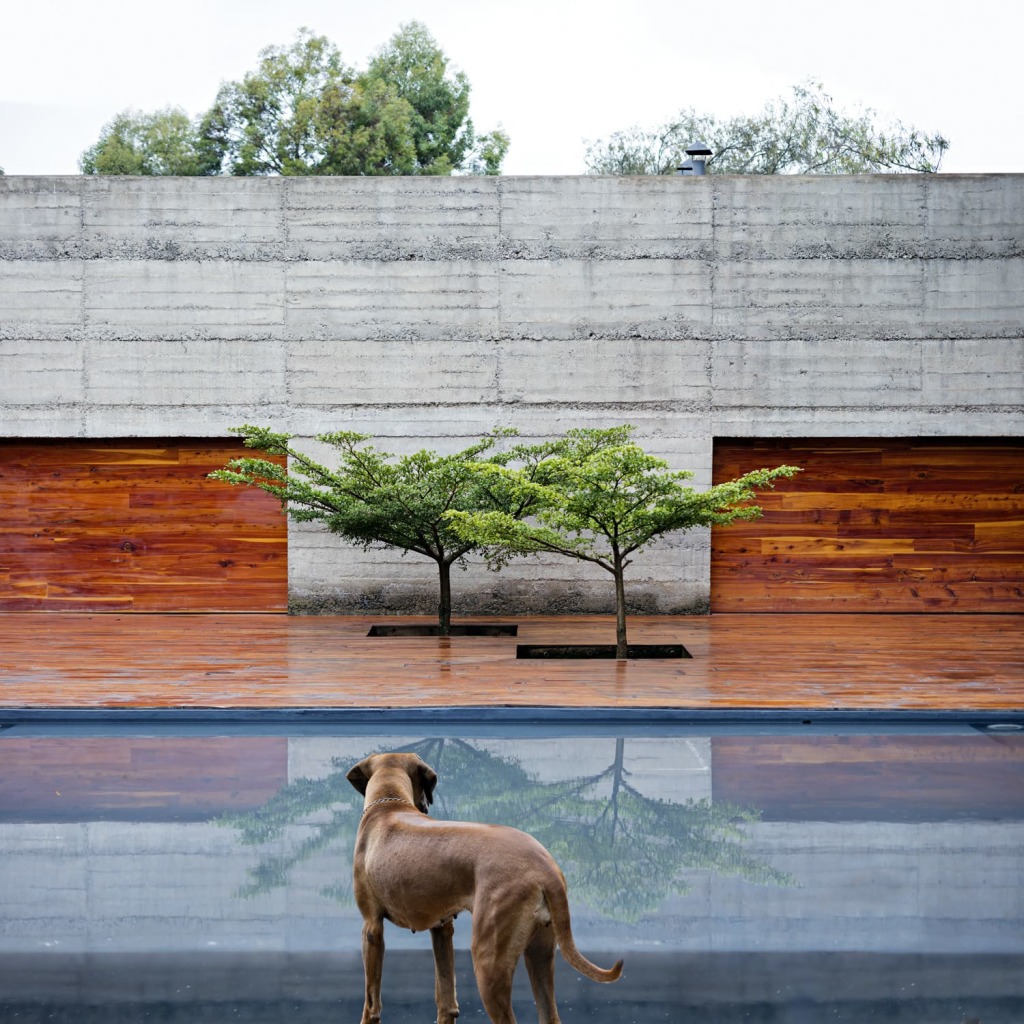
[367,624,519,638]
[516,643,690,660]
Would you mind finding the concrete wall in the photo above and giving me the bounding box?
[2,174,1022,614]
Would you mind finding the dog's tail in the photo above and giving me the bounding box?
[544,876,623,983]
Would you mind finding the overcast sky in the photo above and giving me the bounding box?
[1,0,1020,177]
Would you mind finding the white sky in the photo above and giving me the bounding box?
[1,0,1020,176]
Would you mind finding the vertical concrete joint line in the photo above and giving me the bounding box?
[79,179,91,422]
[709,176,720,336]
[494,175,506,416]
[281,177,291,339]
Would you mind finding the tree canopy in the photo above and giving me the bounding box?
[209,425,541,633]
[362,21,471,175]
[584,82,949,175]
[80,23,508,177]
[447,426,800,658]
[80,107,220,176]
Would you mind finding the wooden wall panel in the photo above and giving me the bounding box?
[0,440,287,612]
[711,439,1024,613]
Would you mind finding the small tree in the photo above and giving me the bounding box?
[447,426,800,658]
[209,425,543,634]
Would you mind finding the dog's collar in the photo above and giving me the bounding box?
[362,796,414,815]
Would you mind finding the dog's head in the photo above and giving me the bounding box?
[346,752,438,814]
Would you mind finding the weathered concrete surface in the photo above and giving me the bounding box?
[1,174,1021,614]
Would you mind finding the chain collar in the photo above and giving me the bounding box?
[362,795,414,815]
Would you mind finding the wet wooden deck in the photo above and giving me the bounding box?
[1,613,1021,711]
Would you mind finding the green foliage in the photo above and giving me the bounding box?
[447,426,800,655]
[314,75,418,175]
[465,127,511,176]
[448,425,799,569]
[199,28,424,176]
[79,107,220,175]
[219,737,792,918]
[81,25,508,177]
[585,81,949,175]
[363,21,472,175]
[209,425,539,630]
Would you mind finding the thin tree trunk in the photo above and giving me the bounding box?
[614,564,628,660]
[437,558,452,636]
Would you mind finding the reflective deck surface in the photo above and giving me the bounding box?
[1,719,1022,1022]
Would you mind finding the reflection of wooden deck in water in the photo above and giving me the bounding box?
[1,613,1021,711]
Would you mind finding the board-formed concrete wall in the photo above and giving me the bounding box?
[1,174,1022,614]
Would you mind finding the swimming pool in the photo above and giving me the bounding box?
[2,715,1022,1022]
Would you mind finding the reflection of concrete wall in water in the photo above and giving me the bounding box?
[0,736,1021,956]
[3,175,1021,614]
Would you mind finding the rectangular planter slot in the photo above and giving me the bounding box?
[367,624,519,638]
[516,643,690,660]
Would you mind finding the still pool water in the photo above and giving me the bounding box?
[1,717,1022,1022]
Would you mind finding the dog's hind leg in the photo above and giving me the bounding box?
[430,918,460,1024]
[471,911,521,1024]
[523,925,560,1024]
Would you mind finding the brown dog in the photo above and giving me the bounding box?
[347,751,623,1024]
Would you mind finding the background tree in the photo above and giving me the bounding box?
[199,29,362,175]
[79,107,220,175]
[313,74,418,175]
[81,26,508,177]
[584,81,948,175]
[363,21,472,174]
[464,127,511,176]
[447,426,800,659]
[209,426,543,634]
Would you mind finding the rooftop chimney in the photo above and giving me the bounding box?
[684,141,712,175]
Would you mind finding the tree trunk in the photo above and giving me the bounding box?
[614,564,628,660]
[437,558,452,636]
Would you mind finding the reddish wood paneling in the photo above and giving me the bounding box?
[711,735,1024,821]
[0,737,289,821]
[711,438,1024,612]
[0,439,287,612]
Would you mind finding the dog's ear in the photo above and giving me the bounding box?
[346,759,372,796]
[416,762,437,814]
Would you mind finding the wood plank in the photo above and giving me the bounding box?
[0,439,287,613]
[0,613,1021,711]
[712,438,1024,612]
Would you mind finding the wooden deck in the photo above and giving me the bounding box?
[1,613,1021,712]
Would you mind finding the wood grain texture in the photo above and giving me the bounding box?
[0,440,287,612]
[0,613,1020,711]
[711,438,1024,613]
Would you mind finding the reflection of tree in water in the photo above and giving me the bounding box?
[520,738,792,921]
[219,737,791,919]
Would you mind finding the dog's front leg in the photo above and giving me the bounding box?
[360,917,385,1024]
[430,918,460,1023]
